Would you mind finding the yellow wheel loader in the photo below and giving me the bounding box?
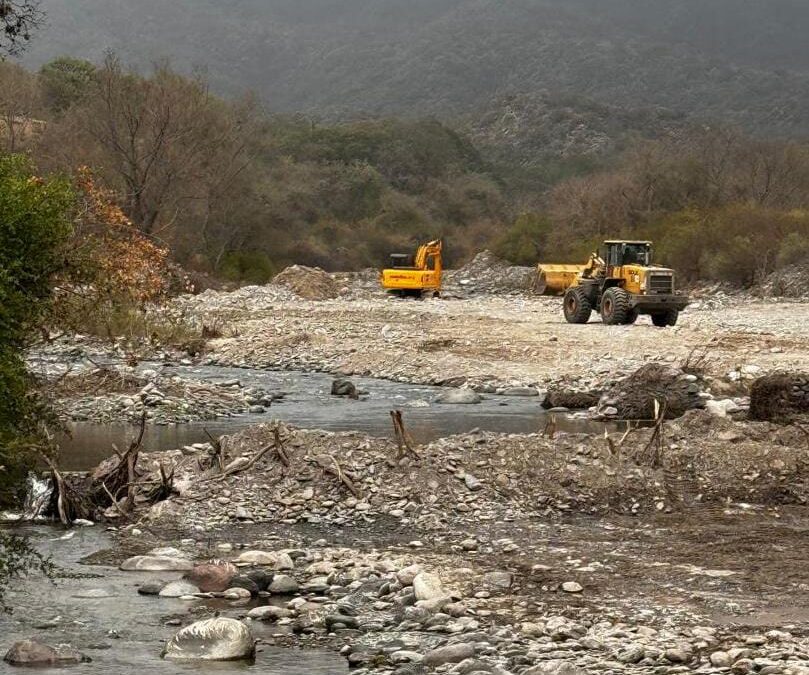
[380,240,443,297]
[538,240,689,327]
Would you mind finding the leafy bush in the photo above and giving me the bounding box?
[0,155,73,504]
[493,213,552,265]
[219,251,277,285]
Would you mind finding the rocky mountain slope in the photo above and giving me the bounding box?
[24,0,809,136]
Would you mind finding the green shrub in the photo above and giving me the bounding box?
[0,155,73,505]
[219,250,277,284]
[493,212,552,265]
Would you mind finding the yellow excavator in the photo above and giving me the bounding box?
[380,240,443,297]
[537,240,689,326]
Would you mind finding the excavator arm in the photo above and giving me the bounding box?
[413,240,443,270]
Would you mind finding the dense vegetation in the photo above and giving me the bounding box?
[5,53,809,287]
[0,155,72,501]
[23,0,809,137]
[5,57,510,279]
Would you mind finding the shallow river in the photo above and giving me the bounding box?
[2,366,606,672]
[0,525,347,674]
[59,365,606,471]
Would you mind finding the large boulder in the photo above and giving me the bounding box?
[4,640,89,666]
[435,389,482,405]
[120,555,194,572]
[184,562,237,593]
[331,379,359,399]
[598,364,704,420]
[422,643,475,667]
[163,618,255,661]
[750,372,809,422]
[268,574,299,594]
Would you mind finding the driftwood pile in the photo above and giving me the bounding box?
[44,414,174,525]
[601,364,705,420]
[750,372,809,422]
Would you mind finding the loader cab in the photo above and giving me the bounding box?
[601,240,652,270]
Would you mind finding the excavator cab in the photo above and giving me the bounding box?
[389,253,414,269]
[380,240,443,297]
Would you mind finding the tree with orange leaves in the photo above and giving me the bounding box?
[53,167,172,339]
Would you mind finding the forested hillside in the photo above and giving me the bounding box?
[24,0,809,136]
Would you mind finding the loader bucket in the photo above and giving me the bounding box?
[535,264,587,295]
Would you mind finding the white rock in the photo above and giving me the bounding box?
[236,550,294,570]
[705,399,739,417]
[561,581,583,593]
[159,581,200,598]
[397,564,423,586]
[163,618,255,661]
[120,556,193,572]
[413,572,446,601]
[222,587,252,600]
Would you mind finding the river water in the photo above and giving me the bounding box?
[58,365,606,471]
[2,365,605,671]
[0,525,347,674]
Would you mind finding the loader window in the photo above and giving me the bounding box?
[622,244,650,266]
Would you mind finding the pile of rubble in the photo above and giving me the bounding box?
[759,264,809,300]
[138,413,808,534]
[172,284,296,316]
[445,251,536,296]
[272,264,341,301]
[56,368,281,425]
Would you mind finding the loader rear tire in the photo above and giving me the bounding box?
[651,309,679,327]
[563,287,592,324]
[600,287,631,325]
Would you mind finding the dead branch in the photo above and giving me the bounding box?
[390,410,419,459]
[314,453,361,498]
[204,427,225,472]
[273,425,290,466]
[543,414,557,439]
[634,399,667,468]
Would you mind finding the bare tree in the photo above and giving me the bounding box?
[0,0,43,55]
[0,61,42,152]
[74,54,254,238]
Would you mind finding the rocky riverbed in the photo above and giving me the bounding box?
[10,267,809,674]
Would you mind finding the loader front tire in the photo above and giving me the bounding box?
[651,309,679,327]
[600,287,631,325]
[563,287,592,324]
